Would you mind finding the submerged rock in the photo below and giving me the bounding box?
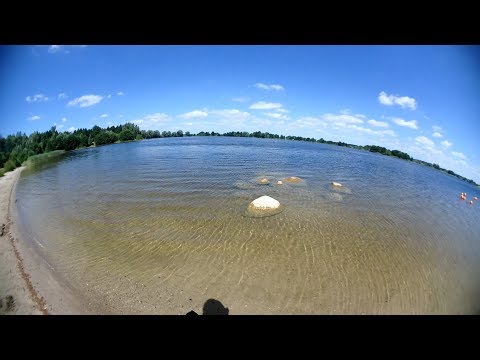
[284,176,303,184]
[257,177,270,185]
[330,182,352,194]
[246,195,284,218]
[326,192,343,202]
[233,181,256,190]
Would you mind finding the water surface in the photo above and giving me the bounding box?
[16,137,480,314]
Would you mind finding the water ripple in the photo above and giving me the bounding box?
[15,137,480,314]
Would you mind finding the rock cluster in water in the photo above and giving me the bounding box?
[243,175,352,217]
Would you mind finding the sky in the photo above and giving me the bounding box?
[1,45,479,182]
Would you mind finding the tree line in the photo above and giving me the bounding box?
[0,124,477,186]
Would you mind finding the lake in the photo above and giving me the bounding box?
[15,136,480,314]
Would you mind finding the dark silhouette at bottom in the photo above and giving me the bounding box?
[186,298,229,315]
[203,298,229,315]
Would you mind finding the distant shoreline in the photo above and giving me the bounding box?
[1,124,478,187]
[0,166,90,315]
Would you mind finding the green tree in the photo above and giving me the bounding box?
[65,133,80,151]
[118,129,135,141]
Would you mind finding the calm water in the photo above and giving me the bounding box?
[15,137,480,314]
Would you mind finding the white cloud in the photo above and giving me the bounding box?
[209,109,252,126]
[367,119,389,128]
[415,136,434,147]
[251,119,274,127]
[432,125,442,133]
[391,117,418,129]
[180,110,208,119]
[67,126,76,132]
[48,45,86,54]
[26,94,49,103]
[48,45,62,53]
[378,92,394,106]
[67,94,103,108]
[254,83,285,91]
[345,125,396,137]
[58,93,67,100]
[249,101,283,110]
[441,140,452,148]
[287,114,396,140]
[130,108,253,133]
[100,114,109,118]
[132,113,171,128]
[289,117,324,128]
[117,91,124,96]
[61,117,67,122]
[322,113,364,124]
[53,123,64,130]
[264,112,290,120]
[200,109,252,131]
[275,108,289,113]
[28,115,40,121]
[451,151,466,160]
[107,94,112,99]
[378,91,417,110]
[432,132,443,138]
[382,130,397,137]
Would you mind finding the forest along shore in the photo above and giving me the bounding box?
[0,167,90,315]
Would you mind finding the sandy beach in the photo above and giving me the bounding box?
[0,167,89,315]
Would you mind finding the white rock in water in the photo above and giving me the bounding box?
[276,181,283,185]
[250,195,280,209]
[246,195,284,218]
[331,182,343,187]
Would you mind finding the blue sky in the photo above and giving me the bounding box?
[1,45,479,182]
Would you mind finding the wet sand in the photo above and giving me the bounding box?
[0,167,89,315]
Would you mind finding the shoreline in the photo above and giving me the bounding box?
[0,167,90,315]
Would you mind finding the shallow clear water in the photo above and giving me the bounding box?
[15,137,480,314]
